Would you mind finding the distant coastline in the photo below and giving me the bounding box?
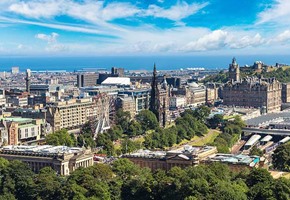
[0,55,289,72]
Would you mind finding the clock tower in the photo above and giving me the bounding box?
[229,57,240,82]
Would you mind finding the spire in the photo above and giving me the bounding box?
[153,63,157,76]
[150,63,161,122]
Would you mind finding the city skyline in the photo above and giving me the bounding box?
[0,0,290,56]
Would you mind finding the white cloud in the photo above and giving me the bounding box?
[9,0,63,19]
[35,32,59,44]
[257,0,290,24]
[17,44,23,49]
[229,33,265,49]
[35,32,67,52]
[182,30,228,51]
[144,1,209,21]
[272,30,290,43]
[7,0,208,24]
[180,31,268,52]
[65,1,140,25]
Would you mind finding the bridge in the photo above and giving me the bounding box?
[243,127,290,136]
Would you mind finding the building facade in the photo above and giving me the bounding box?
[46,96,110,133]
[0,117,43,145]
[77,73,98,88]
[123,146,217,171]
[282,83,290,103]
[0,145,93,175]
[223,58,282,113]
[169,96,186,109]
[116,94,136,117]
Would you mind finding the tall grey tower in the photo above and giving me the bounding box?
[26,69,31,93]
[229,57,240,82]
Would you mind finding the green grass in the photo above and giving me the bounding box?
[282,173,290,179]
[188,130,220,146]
[223,115,235,120]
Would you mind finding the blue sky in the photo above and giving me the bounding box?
[0,0,290,56]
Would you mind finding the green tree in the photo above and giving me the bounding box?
[192,105,211,122]
[136,110,159,132]
[34,167,63,200]
[121,138,141,154]
[208,114,224,128]
[107,125,123,141]
[249,146,264,157]
[112,159,140,180]
[115,109,131,132]
[1,160,36,199]
[272,142,290,171]
[246,168,273,188]
[127,121,142,137]
[46,129,76,147]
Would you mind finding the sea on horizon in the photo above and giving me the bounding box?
[0,55,289,72]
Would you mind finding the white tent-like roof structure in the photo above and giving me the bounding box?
[101,77,130,86]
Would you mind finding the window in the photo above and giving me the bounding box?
[25,129,28,138]
[31,127,35,136]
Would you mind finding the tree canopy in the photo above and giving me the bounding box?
[272,142,290,172]
[0,158,289,200]
[45,129,76,147]
[136,110,159,133]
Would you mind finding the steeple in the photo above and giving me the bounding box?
[153,63,157,76]
[149,63,161,123]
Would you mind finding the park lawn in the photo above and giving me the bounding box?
[223,115,235,120]
[282,173,290,179]
[282,66,290,70]
[189,130,220,146]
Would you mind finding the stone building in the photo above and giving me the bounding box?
[205,83,219,103]
[282,83,290,103]
[123,146,217,171]
[229,57,240,82]
[117,89,151,116]
[171,83,206,107]
[116,94,136,118]
[46,96,110,133]
[0,145,93,175]
[0,117,43,145]
[223,58,281,113]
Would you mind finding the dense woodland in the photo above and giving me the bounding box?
[0,157,289,200]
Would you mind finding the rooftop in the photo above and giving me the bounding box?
[246,111,290,127]
[102,77,130,86]
[207,154,260,166]
[245,134,261,146]
[1,145,83,155]
[0,117,33,123]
